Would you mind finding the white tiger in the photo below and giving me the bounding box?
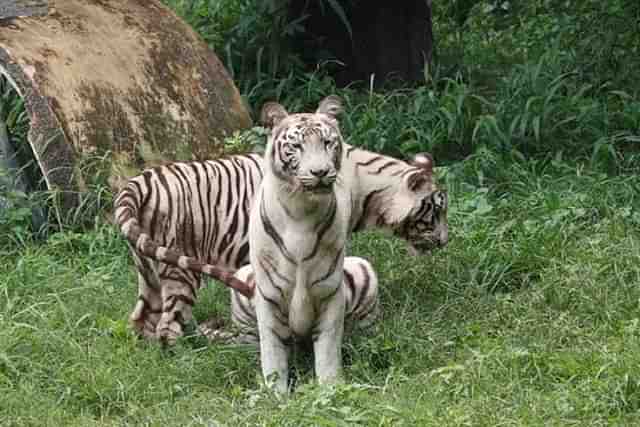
[249,95,354,392]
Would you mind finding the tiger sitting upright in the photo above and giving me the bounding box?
[249,95,354,393]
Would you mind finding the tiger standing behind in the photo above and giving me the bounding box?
[114,102,448,345]
[249,95,352,392]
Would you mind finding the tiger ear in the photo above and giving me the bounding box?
[316,95,343,118]
[260,102,289,128]
[405,171,430,192]
[409,152,434,174]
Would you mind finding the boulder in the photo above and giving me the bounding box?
[0,0,252,218]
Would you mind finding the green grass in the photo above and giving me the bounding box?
[2,160,639,426]
[2,0,639,424]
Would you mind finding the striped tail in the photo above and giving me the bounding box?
[114,185,254,298]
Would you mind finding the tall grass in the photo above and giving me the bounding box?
[240,60,639,173]
[161,0,640,170]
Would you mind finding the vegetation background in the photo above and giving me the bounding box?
[1,0,639,425]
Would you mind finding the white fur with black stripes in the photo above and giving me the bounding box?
[201,256,379,345]
[114,100,447,345]
[250,96,352,393]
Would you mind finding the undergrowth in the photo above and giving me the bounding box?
[162,0,639,169]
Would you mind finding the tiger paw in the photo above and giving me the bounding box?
[129,299,162,340]
[130,318,158,340]
[129,313,160,341]
[198,317,259,346]
[156,318,184,345]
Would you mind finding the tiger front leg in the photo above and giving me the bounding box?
[156,272,200,345]
[255,288,291,394]
[313,285,346,385]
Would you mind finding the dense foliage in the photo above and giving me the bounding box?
[1,0,639,425]
[165,0,640,171]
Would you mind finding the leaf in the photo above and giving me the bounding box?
[471,116,486,145]
[610,90,632,100]
[509,114,521,139]
[470,93,493,108]
[324,0,353,40]
[475,199,493,216]
[532,116,541,143]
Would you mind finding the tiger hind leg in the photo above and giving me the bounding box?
[155,270,201,345]
[343,257,380,335]
[128,251,163,339]
[129,272,163,339]
[228,267,260,345]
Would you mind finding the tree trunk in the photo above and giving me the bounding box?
[290,0,434,87]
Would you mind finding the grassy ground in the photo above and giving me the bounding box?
[2,158,639,426]
[2,1,639,425]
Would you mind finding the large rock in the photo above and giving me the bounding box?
[0,0,252,217]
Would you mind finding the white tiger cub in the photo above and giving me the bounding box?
[201,256,379,345]
[249,96,353,392]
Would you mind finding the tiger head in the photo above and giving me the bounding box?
[392,153,449,254]
[260,96,344,194]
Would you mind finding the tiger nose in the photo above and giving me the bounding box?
[310,168,329,177]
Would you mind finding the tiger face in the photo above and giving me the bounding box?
[261,96,344,193]
[394,153,449,254]
[397,189,449,253]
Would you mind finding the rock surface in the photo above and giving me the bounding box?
[0,0,251,215]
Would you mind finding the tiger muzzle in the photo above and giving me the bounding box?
[299,173,336,193]
[409,230,449,255]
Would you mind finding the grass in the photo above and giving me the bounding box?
[2,158,640,426]
[2,0,639,424]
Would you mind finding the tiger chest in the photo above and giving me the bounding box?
[258,222,345,298]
